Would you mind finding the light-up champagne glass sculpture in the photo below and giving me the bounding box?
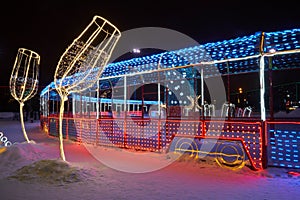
[54,15,121,161]
[9,48,40,143]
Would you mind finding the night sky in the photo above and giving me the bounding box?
[0,0,299,87]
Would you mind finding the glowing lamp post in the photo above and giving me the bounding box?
[54,15,121,161]
[132,48,141,53]
[9,48,40,143]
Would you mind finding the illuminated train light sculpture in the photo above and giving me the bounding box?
[40,29,300,170]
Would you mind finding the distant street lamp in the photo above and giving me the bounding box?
[238,87,243,94]
[132,48,141,53]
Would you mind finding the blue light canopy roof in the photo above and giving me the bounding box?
[41,28,300,97]
[102,29,300,78]
[101,31,262,79]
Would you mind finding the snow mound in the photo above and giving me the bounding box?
[254,167,300,179]
[9,159,83,185]
[0,141,46,169]
[175,153,250,170]
[176,153,218,164]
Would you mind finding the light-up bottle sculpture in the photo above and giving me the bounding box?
[9,48,40,143]
[54,15,121,161]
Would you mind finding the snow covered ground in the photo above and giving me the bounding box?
[0,120,300,200]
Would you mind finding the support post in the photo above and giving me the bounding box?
[259,32,268,169]
[268,56,274,120]
[259,56,266,122]
[96,80,99,120]
[200,67,204,119]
